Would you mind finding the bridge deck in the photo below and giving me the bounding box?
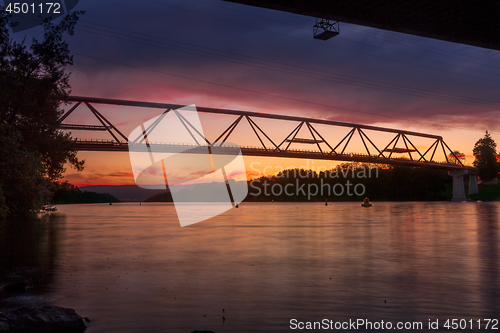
[74,139,474,171]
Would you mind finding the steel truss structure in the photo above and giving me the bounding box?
[59,96,473,171]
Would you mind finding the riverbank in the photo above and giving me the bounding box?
[470,183,500,201]
[0,217,87,332]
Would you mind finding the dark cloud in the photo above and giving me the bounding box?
[13,0,500,131]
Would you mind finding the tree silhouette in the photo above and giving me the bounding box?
[448,150,466,165]
[473,131,500,182]
[0,9,84,217]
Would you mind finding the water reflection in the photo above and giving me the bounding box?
[476,203,500,318]
[0,203,499,332]
[0,214,64,305]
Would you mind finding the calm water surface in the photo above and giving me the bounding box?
[1,202,499,332]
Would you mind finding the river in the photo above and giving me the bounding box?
[0,202,498,332]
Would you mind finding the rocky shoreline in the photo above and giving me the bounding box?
[0,306,86,332]
[0,280,87,332]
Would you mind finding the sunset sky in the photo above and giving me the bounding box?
[11,0,500,186]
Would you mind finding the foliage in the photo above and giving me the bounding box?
[473,131,500,182]
[0,123,53,217]
[0,9,85,217]
[52,182,120,204]
[245,163,451,202]
[469,183,500,201]
[448,150,465,165]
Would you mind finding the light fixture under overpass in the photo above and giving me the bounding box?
[223,0,500,51]
[313,18,339,40]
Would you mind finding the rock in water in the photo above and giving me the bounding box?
[0,306,86,332]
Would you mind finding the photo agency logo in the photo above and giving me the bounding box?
[3,1,80,33]
[128,105,248,227]
[248,161,379,200]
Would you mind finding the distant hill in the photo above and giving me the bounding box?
[80,185,170,202]
[82,182,246,202]
[145,192,173,202]
[52,184,120,204]
[145,180,247,202]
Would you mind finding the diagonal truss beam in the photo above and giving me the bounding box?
[133,109,170,144]
[86,102,128,143]
[429,140,439,162]
[58,102,81,123]
[246,117,280,150]
[306,122,323,153]
[401,134,413,161]
[173,109,211,146]
[403,134,425,162]
[358,128,384,158]
[277,121,303,150]
[378,134,398,158]
[332,128,355,155]
[213,115,243,145]
[440,140,450,164]
[357,127,371,156]
[245,116,267,150]
[59,96,472,171]
[308,123,335,153]
[442,140,465,166]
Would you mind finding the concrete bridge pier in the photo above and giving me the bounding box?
[448,170,479,201]
[468,173,479,195]
[448,170,468,201]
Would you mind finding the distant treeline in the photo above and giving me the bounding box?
[144,164,454,202]
[246,164,452,202]
[52,182,120,204]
